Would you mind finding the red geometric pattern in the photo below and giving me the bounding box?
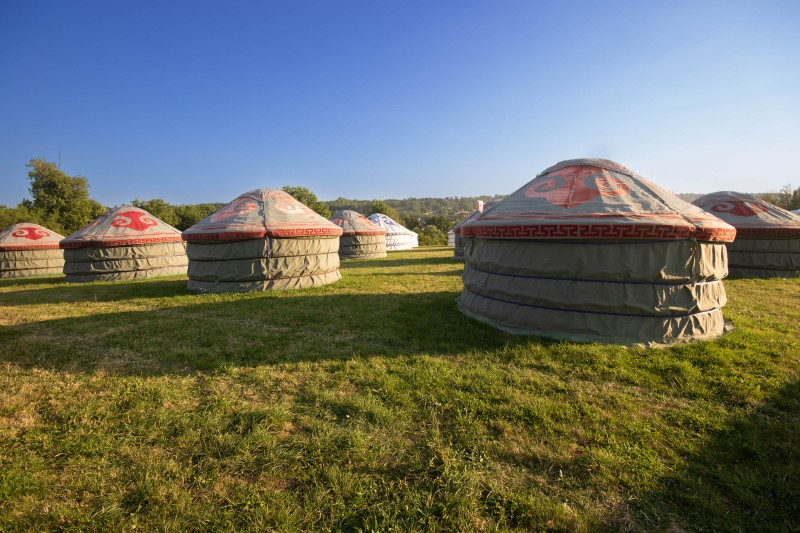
[461,223,736,242]
[61,235,183,248]
[734,227,800,236]
[183,228,342,242]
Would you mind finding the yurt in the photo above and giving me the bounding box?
[458,158,737,345]
[693,191,800,278]
[329,210,387,259]
[451,200,501,261]
[0,223,65,278]
[182,189,343,292]
[367,213,418,250]
[60,206,187,282]
[447,229,456,247]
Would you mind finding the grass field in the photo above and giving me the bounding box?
[1,246,798,531]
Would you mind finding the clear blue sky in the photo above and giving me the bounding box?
[1,0,798,207]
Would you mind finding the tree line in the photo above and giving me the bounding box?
[5,158,795,245]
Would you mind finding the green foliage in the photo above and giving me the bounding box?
[131,198,179,227]
[366,200,400,221]
[0,250,799,531]
[416,224,447,245]
[282,186,331,218]
[757,184,800,211]
[0,204,38,230]
[25,158,105,233]
[328,195,503,226]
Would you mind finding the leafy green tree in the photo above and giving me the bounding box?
[0,204,37,230]
[417,225,447,246]
[366,200,400,222]
[25,158,105,233]
[424,215,453,234]
[282,186,331,218]
[131,198,179,227]
[173,203,223,230]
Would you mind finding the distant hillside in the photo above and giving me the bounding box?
[326,195,506,222]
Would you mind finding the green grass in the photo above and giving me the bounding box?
[1,246,798,531]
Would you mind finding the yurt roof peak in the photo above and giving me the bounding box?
[0,223,65,251]
[462,159,736,242]
[183,189,343,242]
[330,210,385,236]
[693,191,800,235]
[60,206,183,249]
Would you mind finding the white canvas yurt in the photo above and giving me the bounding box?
[0,223,65,278]
[61,206,187,282]
[458,158,737,345]
[693,192,800,278]
[367,213,418,250]
[182,189,343,292]
[329,210,387,259]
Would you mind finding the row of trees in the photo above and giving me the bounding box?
[9,158,794,245]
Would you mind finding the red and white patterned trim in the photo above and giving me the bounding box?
[60,235,184,248]
[0,243,63,251]
[733,227,800,236]
[461,223,736,242]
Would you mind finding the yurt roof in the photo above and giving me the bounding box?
[61,206,183,249]
[367,213,418,236]
[183,189,343,242]
[0,223,65,251]
[461,158,736,242]
[692,192,800,235]
[329,210,386,236]
[451,200,502,235]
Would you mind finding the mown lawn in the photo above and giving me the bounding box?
[1,246,798,531]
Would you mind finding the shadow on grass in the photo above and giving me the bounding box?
[609,379,800,531]
[340,255,461,270]
[0,275,66,288]
[0,277,190,305]
[0,289,531,375]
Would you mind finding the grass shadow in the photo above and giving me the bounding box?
[0,277,190,305]
[0,289,526,375]
[608,379,800,531]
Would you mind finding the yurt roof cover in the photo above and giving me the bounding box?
[451,200,502,234]
[0,223,65,251]
[367,213,418,236]
[461,158,736,242]
[183,189,343,241]
[693,191,800,235]
[61,206,183,249]
[330,210,385,235]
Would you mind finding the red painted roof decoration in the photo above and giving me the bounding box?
[693,191,800,236]
[0,223,65,251]
[60,206,184,249]
[182,189,343,241]
[329,210,386,236]
[461,159,736,242]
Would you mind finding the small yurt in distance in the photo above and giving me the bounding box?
[182,189,343,292]
[693,191,800,278]
[329,210,387,259]
[458,158,737,345]
[367,213,418,250]
[60,206,187,282]
[0,223,65,278]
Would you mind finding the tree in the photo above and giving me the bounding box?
[25,158,105,233]
[417,225,447,246]
[282,186,331,218]
[366,200,400,222]
[131,198,179,227]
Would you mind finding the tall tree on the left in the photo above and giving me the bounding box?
[24,158,105,233]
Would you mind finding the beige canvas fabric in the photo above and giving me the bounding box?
[329,211,387,259]
[457,159,736,345]
[182,189,343,293]
[186,236,340,293]
[339,234,387,259]
[693,192,800,278]
[0,223,65,278]
[61,206,187,282]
